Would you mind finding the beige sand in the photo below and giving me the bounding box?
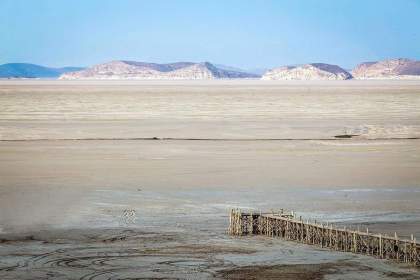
[0,80,419,279]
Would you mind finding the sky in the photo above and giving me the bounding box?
[1,0,419,69]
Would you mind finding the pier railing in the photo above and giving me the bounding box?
[228,209,420,266]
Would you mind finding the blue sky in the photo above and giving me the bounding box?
[1,0,419,69]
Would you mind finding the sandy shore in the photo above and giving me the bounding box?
[0,80,419,279]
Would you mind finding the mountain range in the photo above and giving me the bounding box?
[59,61,259,80]
[1,58,420,80]
[0,63,83,78]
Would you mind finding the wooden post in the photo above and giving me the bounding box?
[228,210,419,266]
[379,234,383,258]
[353,232,356,253]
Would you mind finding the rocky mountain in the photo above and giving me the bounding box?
[0,63,83,78]
[352,58,420,79]
[261,63,352,80]
[59,61,259,80]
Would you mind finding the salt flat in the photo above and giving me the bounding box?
[1,80,420,140]
[0,80,419,279]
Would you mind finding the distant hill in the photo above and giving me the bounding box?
[352,58,420,79]
[262,63,352,80]
[214,64,266,76]
[214,64,245,72]
[0,63,84,78]
[246,68,269,76]
[59,61,259,80]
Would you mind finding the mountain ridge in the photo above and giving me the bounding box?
[262,63,352,80]
[352,58,420,79]
[2,58,420,80]
[0,63,84,78]
[59,61,259,80]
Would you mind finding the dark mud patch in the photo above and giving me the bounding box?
[383,271,420,279]
[0,228,257,279]
[218,261,373,280]
[334,134,359,139]
[0,234,49,244]
[1,228,418,279]
[158,244,256,255]
[0,228,160,244]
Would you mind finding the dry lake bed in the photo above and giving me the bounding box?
[0,80,420,279]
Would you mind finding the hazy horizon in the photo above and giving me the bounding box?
[1,58,420,72]
[1,0,420,69]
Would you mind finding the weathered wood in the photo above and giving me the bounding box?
[228,209,420,266]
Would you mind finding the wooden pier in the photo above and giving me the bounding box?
[229,209,420,266]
